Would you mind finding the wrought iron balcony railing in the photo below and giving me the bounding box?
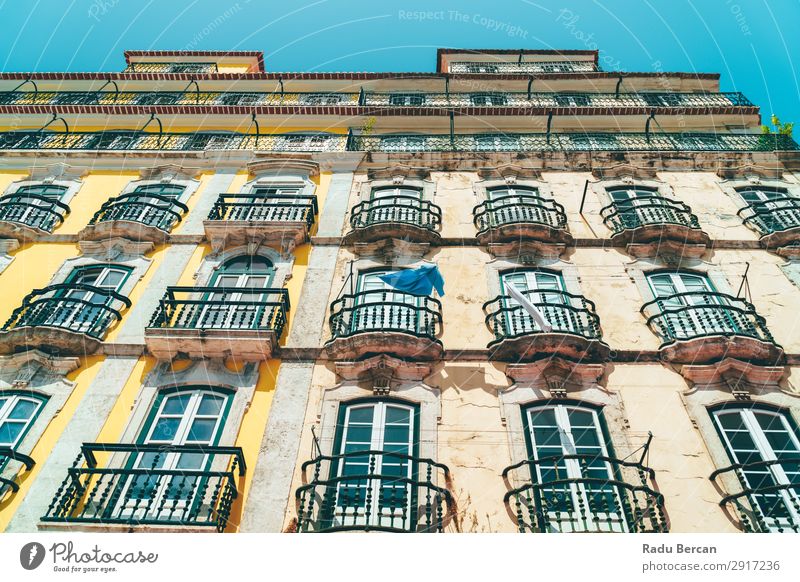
[738,197,800,236]
[295,450,452,533]
[641,291,776,346]
[328,290,443,341]
[2,284,131,340]
[41,443,245,532]
[503,454,668,533]
[148,286,289,335]
[123,62,219,73]
[0,193,70,232]
[600,196,702,234]
[484,289,603,345]
[474,193,568,235]
[349,197,441,232]
[711,459,800,533]
[0,447,35,498]
[0,130,795,153]
[0,89,754,109]
[207,193,318,227]
[448,61,597,74]
[88,193,188,232]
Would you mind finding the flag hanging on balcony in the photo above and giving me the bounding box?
[379,264,445,296]
[504,282,553,332]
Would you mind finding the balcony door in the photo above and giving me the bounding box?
[713,407,800,532]
[607,186,667,228]
[117,388,232,522]
[738,186,800,233]
[327,400,417,530]
[237,185,303,221]
[2,184,68,230]
[119,183,185,225]
[46,265,130,334]
[487,186,549,227]
[646,272,736,338]
[198,255,274,329]
[368,186,422,225]
[354,271,421,334]
[524,403,626,532]
[502,271,574,335]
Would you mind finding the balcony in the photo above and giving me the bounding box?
[600,196,709,258]
[711,459,800,533]
[40,443,244,533]
[0,284,131,355]
[81,194,188,243]
[0,89,754,111]
[0,130,795,155]
[0,193,70,239]
[145,287,289,361]
[344,197,442,245]
[0,447,35,501]
[483,289,610,362]
[473,193,572,255]
[738,197,800,251]
[641,291,783,364]
[295,450,453,533]
[325,290,443,361]
[503,454,668,533]
[448,61,597,74]
[123,62,218,73]
[204,193,318,252]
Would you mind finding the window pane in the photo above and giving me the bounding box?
[346,406,375,425]
[186,419,218,443]
[149,418,181,442]
[197,394,225,416]
[385,406,410,425]
[8,399,39,420]
[0,421,24,445]
[162,394,192,415]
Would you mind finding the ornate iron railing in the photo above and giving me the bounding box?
[0,130,795,153]
[0,447,35,498]
[88,193,188,232]
[484,289,603,344]
[349,196,441,231]
[738,197,800,235]
[2,284,131,340]
[148,287,289,336]
[41,443,245,532]
[504,454,667,533]
[474,193,567,235]
[0,89,753,109]
[295,450,452,532]
[328,289,442,340]
[0,193,70,232]
[448,61,597,74]
[641,291,776,345]
[207,193,318,227]
[711,459,800,533]
[600,195,701,234]
[123,62,219,73]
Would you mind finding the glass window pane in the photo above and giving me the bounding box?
[186,419,217,443]
[0,421,24,445]
[161,394,192,415]
[8,399,39,420]
[385,406,410,425]
[346,406,374,425]
[197,394,225,416]
[149,418,181,442]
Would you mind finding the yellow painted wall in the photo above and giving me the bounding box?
[59,172,139,234]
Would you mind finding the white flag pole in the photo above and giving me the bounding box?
[504,282,553,332]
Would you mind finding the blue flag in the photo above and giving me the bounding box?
[378,264,445,296]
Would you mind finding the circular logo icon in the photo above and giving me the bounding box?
[19,542,46,570]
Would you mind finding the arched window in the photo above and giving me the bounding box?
[0,183,69,231]
[0,391,47,451]
[711,404,800,532]
[197,255,275,329]
[736,185,800,234]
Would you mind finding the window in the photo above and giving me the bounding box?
[554,94,590,107]
[326,400,418,529]
[353,270,423,334]
[737,186,800,234]
[642,93,683,107]
[646,271,736,338]
[120,388,233,517]
[365,186,423,225]
[110,183,186,227]
[712,406,800,532]
[0,183,69,231]
[301,94,342,105]
[191,255,275,330]
[0,392,46,451]
[502,270,573,335]
[45,264,131,335]
[389,93,426,106]
[470,93,508,106]
[485,186,555,227]
[523,402,626,532]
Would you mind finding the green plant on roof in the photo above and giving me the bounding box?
[761,115,794,136]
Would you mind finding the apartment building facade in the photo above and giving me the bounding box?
[0,48,798,534]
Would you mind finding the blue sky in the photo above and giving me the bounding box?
[0,0,798,123]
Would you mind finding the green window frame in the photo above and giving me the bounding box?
[0,391,48,450]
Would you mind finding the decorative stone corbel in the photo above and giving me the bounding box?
[716,165,785,181]
[591,163,659,181]
[334,354,433,384]
[679,357,786,400]
[505,357,607,393]
[138,164,204,181]
[78,238,154,261]
[367,165,432,182]
[477,163,542,183]
[353,238,431,263]
[0,349,80,388]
